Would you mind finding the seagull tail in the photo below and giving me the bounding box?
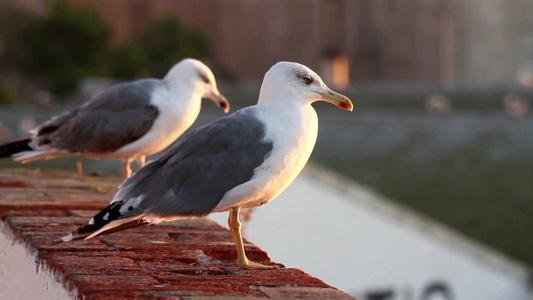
[51,230,92,245]
[0,138,32,159]
[52,200,149,246]
[52,216,148,245]
[53,195,151,245]
[85,216,148,240]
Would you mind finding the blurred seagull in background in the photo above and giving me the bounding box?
[54,61,353,269]
[0,58,229,178]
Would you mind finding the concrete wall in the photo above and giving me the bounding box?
[0,225,73,300]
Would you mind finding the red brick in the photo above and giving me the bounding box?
[0,209,68,220]
[82,291,167,300]
[0,169,355,300]
[0,190,48,200]
[83,289,264,300]
[0,180,27,188]
[258,286,354,299]
[43,253,136,279]
[42,252,226,279]
[67,274,161,293]
[19,232,109,252]
[79,284,264,298]
[5,215,89,226]
[154,268,330,288]
[202,245,271,263]
[60,249,201,264]
[4,216,90,237]
[69,210,102,218]
[0,201,108,212]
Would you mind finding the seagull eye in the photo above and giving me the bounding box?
[200,74,210,84]
[301,76,313,85]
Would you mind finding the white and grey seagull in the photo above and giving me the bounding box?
[55,61,353,269]
[0,58,229,177]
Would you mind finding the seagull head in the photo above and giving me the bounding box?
[258,61,353,111]
[165,58,230,113]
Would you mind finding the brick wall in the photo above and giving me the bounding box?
[0,169,355,299]
[68,0,450,83]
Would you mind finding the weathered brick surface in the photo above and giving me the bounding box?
[0,169,355,299]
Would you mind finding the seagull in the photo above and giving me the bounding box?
[0,58,229,178]
[54,61,353,269]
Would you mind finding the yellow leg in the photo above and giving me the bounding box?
[137,156,146,169]
[122,159,132,178]
[76,160,84,179]
[228,207,275,270]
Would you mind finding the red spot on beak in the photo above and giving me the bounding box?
[339,102,350,110]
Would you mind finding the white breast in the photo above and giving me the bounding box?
[112,84,201,159]
[214,104,318,212]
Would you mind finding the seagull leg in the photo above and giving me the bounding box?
[76,160,84,180]
[228,207,276,270]
[122,159,132,178]
[137,156,146,169]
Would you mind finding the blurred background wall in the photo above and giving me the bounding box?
[0,1,532,299]
[67,0,451,85]
[67,0,533,86]
[5,0,533,86]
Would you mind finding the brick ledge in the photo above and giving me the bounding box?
[0,169,355,299]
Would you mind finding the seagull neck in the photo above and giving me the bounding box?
[256,99,310,119]
[257,82,309,110]
[257,87,309,112]
[165,80,202,103]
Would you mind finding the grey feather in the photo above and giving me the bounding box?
[114,107,273,219]
[34,79,163,152]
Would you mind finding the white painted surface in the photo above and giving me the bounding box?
[0,225,73,300]
[210,164,531,300]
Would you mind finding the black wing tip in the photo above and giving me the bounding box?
[77,223,103,235]
[52,219,123,245]
[52,202,126,246]
[51,222,114,245]
[0,138,32,158]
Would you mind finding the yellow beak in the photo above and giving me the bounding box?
[318,89,353,111]
[207,90,230,113]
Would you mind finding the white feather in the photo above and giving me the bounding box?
[10,59,221,169]
[213,103,318,212]
[110,83,202,160]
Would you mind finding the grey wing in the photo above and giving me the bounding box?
[33,79,163,153]
[113,107,273,219]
